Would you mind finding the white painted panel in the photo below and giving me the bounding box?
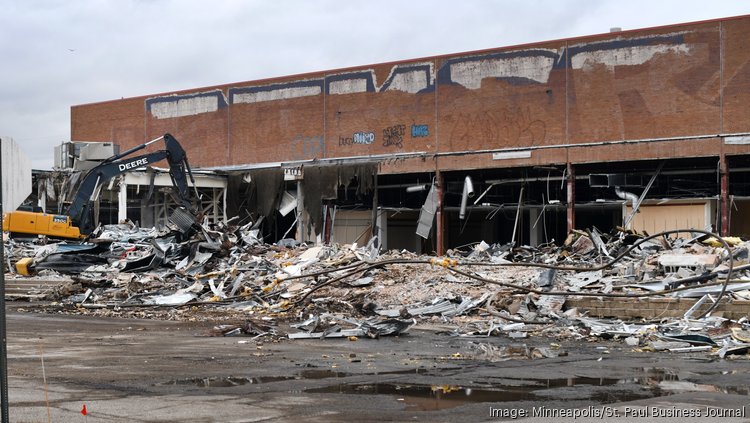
[329,78,368,95]
[450,54,555,89]
[123,171,226,188]
[150,95,219,119]
[233,86,321,104]
[0,137,32,210]
[724,136,750,145]
[386,70,428,93]
[492,150,531,160]
[571,44,690,71]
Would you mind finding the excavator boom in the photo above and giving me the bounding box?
[3,134,197,239]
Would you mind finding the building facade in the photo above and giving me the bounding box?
[71,15,750,253]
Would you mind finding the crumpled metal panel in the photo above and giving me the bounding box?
[416,184,437,239]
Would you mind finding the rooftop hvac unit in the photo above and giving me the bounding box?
[79,142,119,161]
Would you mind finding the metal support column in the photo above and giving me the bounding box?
[118,179,128,223]
[296,180,305,244]
[323,202,332,245]
[371,174,378,242]
[566,162,575,233]
[435,170,444,256]
[0,140,9,422]
[720,154,730,236]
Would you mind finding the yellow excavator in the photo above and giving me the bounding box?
[2,133,198,240]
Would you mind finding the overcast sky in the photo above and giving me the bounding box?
[1,0,749,169]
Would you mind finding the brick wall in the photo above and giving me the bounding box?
[70,15,750,172]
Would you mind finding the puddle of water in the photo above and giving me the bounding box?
[159,366,750,409]
[305,383,536,411]
[303,370,750,412]
[634,368,749,395]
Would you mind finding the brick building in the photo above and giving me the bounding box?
[70,14,750,253]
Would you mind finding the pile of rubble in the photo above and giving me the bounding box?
[4,219,750,359]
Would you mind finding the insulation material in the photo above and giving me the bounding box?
[303,163,377,235]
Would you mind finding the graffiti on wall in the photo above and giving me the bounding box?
[449,107,546,147]
[290,135,325,159]
[411,124,429,138]
[339,124,429,149]
[339,131,375,146]
[354,132,375,144]
[382,124,406,148]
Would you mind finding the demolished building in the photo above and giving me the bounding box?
[67,14,750,255]
[6,16,750,361]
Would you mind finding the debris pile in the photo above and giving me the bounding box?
[4,220,750,358]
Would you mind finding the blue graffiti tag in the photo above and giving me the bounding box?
[411,124,429,138]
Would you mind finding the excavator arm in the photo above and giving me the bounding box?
[3,134,198,238]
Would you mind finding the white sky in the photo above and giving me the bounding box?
[1,0,748,169]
